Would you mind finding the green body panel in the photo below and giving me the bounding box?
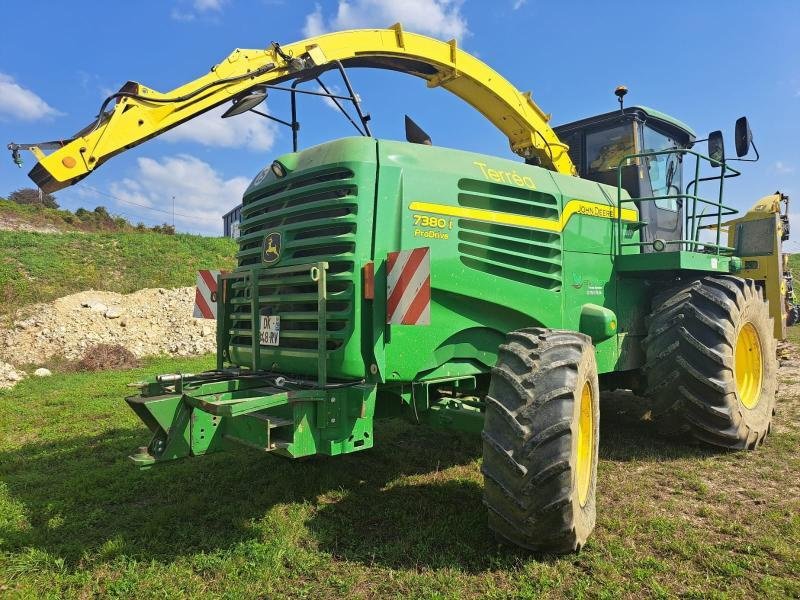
[374,142,562,381]
[370,140,635,378]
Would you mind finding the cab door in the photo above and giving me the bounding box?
[636,125,684,251]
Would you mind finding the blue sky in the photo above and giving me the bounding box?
[1,1,798,239]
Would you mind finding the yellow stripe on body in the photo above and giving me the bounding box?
[408,200,638,233]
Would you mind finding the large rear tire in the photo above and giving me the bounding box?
[482,328,599,553]
[644,275,777,449]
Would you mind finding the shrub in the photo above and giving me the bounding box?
[9,187,58,209]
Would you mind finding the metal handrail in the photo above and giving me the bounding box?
[615,148,741,256]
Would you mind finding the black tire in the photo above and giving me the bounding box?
[787,305,800,327]
[482,328,599,553]
[644,275,777,449]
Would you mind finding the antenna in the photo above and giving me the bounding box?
[615,85,628,114]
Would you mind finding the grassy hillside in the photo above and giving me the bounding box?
[789,253,800,277]
[0,231,237,316]
[0,354,798,597]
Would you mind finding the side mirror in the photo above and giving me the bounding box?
[708,130,725,167]
[735,116,752,158]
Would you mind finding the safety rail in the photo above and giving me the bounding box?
[216,261,330,386]
[615,149,741,255]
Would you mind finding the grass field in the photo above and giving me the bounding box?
[0,231,236,318]
[0,354,798,599]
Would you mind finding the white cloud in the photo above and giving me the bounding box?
[162,104,277,151]
[512,0,526,9]
[303,5,326,37]
[76,70,115,100]
[110,154,249,233]
[171,0,226,21]
[194,0,224,11]
[0,73,62,121]
[171,9,196,21]
[315,84,344,111]
[303,0,468,41]
[775,161,795,174]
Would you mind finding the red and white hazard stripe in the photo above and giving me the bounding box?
[386,247,431,325]
[193,270,220,319]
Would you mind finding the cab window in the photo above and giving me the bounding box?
[585,124,635,173]
[642,126,682,211]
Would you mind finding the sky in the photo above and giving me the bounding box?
[1,0,799,239]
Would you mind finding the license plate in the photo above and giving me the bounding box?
[259,315,280,346]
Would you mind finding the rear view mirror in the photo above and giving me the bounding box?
[735,116,752,158]
[708,130,725,167]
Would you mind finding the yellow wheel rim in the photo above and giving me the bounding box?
[735,322,763,410]
[576,381,594,507]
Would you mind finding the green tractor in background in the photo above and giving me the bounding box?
[12,29,788,553]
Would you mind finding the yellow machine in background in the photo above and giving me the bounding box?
[720,192,793,339]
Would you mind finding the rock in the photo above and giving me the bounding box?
[82,300,108,313]
[0,361,27,389]
[34,368,52,377]
[120,316,129,327]
[104,308,122,319]
[6,370,24,382]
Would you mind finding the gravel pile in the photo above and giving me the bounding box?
[0,287,217,389]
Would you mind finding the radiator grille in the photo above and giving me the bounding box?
[228,167,357,354]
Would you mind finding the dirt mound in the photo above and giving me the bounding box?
[0,287,216,369]
[73,343,140,372]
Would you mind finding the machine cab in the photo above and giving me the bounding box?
[554,106,696,252]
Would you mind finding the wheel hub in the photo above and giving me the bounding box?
[576,382,593,507]
[735,322,763,410]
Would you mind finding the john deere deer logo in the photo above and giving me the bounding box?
[262,232,282,265]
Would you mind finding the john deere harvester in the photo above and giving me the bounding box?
[10,26,791,552]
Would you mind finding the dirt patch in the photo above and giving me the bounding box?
[0,213,60,233]
[72,343,140,372]
[0,287,216,370]
[776,340,800,432]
